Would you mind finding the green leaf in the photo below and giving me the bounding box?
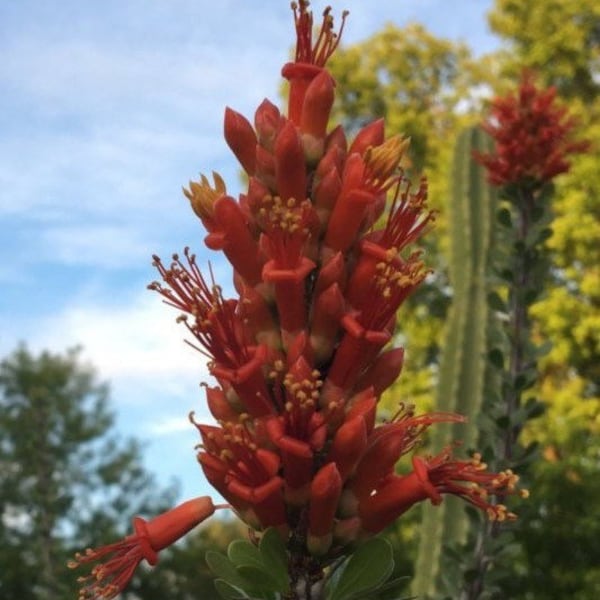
[213,578,252,600]
[228,539,264,570]
[523,287,540,305]
[488,348,504,369]
[237,565,281,592]
[534,340,553,357]
[497,207,512,227]
[530,204,545,223]
[487,291,507,312]
[329,537,394,600]
[259,528,289,592]
[227,538,284,593]
[495,415,510,430]
[206,551,252,590]
[525,399,546,419]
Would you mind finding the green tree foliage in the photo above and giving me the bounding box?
[0,345,177,599]
[488,0,600,101]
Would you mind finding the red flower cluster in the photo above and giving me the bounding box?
[70,3,525,598]
[477,71,588,187]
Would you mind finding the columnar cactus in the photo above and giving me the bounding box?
[412,126,498,599]
[70,4,524,599]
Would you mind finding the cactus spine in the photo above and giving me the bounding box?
[412,126,497,598]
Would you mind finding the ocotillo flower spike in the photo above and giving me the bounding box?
[70,3,525,598]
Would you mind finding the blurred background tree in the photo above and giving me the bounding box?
[0,345,181,599]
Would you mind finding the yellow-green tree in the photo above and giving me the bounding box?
[486,1,600,596]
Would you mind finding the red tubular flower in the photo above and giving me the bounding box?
[347,118,384,156]
[224,106,257,176]
[346,409,465,504]
[300,69,335,144]
[353,347,405,397]
[323,153,373,253]
[275,120,308,204]
[255,98,285,151]
[210,344,275,417]
[324,135,410,253]
[323,312,390,395]
[326,414,368,482]
[208,195,264,286]
[195,418,287,522]
[309,282,345,363]
[263,255,315,348]
[359,452,528,534]
[282,1,348,125]
[308,462,343,555]
[69,497,217,600]
[238,282,281,349]
[476,71,588,188]
[204,385,240,423]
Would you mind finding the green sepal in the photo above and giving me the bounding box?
[329,537,394,600]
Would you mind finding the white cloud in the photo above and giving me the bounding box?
[34,291,210,381]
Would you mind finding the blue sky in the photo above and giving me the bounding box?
[0,0,498,504]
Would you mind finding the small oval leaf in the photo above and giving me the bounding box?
[214,578,251,600]
[228,539,264,570]
[206,551,251,589]
[329,537,394,600]
[237,564,281,592]
[259,528,289,592]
